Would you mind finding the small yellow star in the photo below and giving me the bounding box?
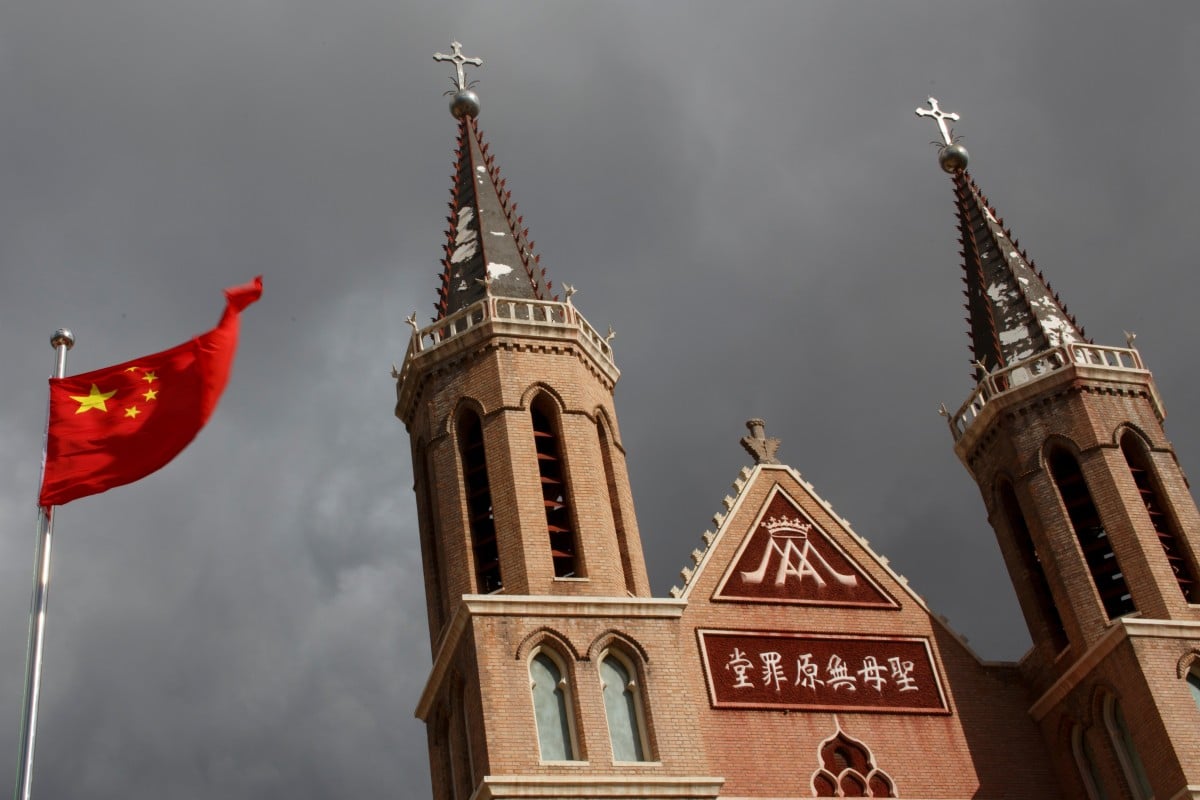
[124,406,141,419]
[143,388,158,401]
[124,366,140,372]
[70,384,117,414]
[142,371,158,384]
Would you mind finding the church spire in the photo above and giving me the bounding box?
[916,98,1086,376]
[432,42,550,320]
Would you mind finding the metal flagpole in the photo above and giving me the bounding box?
[14,328,74,800]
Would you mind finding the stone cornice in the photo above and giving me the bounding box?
[415,596,686,720]
[1029,617,1200,721]
[396,298,620,425]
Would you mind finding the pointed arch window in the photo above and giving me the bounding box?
[1072,724,1109,800]
[597,417,636,594]
[1121,433,1197,603]
[529,651,578,761]
[459,410,502,593]
[1103,695,1152,800]
[998,480,1068,651]
[531,397,579,577]
[598,651,648,762]
[1187,667,1200,711]
[1049,449,1135,619]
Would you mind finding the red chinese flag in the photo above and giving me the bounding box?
[38,277,263,506]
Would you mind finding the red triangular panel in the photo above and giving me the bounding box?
[713,487,898,608]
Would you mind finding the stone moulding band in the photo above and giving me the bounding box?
[950,343,1153,441]
[402,296,613,374]
[394,296,619,423]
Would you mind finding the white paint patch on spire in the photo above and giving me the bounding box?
[489,231,506,236]
[450,207,478,264]
[999,326,1030,345]
[486,262,514,279]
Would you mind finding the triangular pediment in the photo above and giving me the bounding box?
[712,485,898,609]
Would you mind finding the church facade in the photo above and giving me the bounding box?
[393,45,1200,800]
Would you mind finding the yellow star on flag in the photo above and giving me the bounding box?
[142,371,158,384]
[71,384,117,414]
[124,406,141,419]
[143,388,158,401]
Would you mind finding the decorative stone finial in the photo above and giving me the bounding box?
[740,418,781,465]
[916,97,969,173]
[434,41,482,118]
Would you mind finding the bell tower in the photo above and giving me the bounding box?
[397,41,650,637]
[395,44,664,800]
[921,99,1200,800]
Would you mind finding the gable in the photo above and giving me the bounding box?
[712,484,899,609]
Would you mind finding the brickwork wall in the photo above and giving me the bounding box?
[1035,632,1200,800]
[963,371,1200,689]
[465,609,711,780]
[957,365,1200,800]
[404,325,651,620]
[677,467,1058,799]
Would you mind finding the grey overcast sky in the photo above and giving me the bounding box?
[1,1,1198,797]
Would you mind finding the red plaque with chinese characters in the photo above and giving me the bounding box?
[713,488,898,608]
[697,630,948,714]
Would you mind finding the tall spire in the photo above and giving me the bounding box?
[432,42,551,320]
[916,98,1086,376]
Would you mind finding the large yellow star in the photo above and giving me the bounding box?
[70,384,117,414]
[124,406,141,419]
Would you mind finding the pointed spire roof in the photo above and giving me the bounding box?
[431,42,551,320]
[916,99,1087,375]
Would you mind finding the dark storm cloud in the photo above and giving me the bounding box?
[1,2,1197,797]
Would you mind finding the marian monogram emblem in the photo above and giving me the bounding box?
[739,515,858,588]
[714,488,897,608]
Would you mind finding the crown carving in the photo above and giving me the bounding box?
[761,515,812,539]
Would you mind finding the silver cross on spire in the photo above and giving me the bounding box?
[915,97,960,146]
[434,40,482,91]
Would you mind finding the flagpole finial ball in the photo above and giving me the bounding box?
[939,143,969,173]
[450,89,480,119]
[51,329,74,350]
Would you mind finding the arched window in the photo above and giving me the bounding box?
[597,418,636,594]
[1103,695,1152,800]
[1049,449,1135,619]
[998,479,1068,651]
[598,651,648,762]
[531,396,579,578]
[1188,667,1200,711]
[414,441,447,633]
[1121,433,1197,603]
[458,410,502,593]
[1071,724,1108,800]
[529,651,577,761]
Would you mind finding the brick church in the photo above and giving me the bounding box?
[393,44,1200,800]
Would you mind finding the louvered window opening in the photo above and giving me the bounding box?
[1049,450,1135,619]
[532,403,577,578]
[1121,436,1197,603]
[459,413,502,593]
[999,481,1068,651]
